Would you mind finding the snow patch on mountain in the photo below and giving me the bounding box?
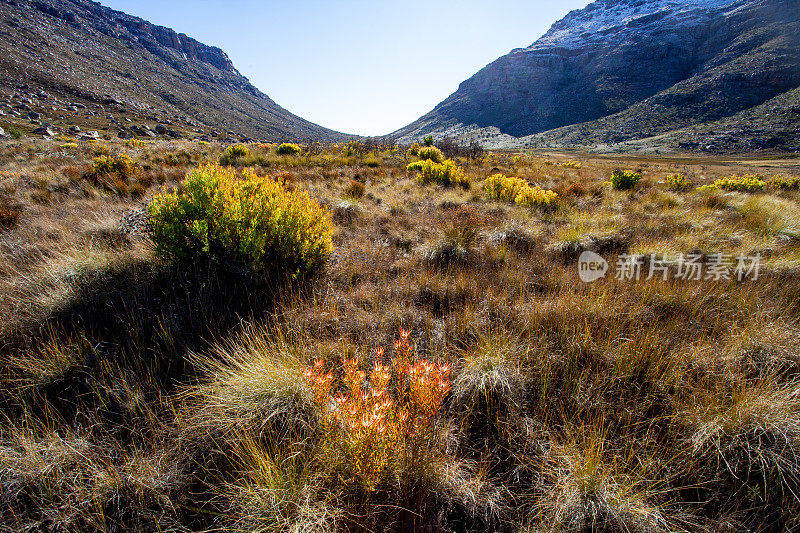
[525,0,743,51]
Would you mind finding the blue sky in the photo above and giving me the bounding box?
[98,0,592,136]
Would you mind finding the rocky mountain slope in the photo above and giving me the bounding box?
[395,0,800,153]
[0,0,347,142]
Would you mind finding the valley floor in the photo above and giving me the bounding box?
[1,138,800,532]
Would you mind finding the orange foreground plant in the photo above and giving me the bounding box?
[302,329,451,488]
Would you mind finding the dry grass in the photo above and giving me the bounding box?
[1,138,800,531]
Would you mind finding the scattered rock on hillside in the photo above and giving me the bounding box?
[32,126,55,137]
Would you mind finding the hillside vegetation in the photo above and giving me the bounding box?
[1,137,800,531]
[0,0,348,143]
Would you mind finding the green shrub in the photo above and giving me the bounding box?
[6,124,23,140]
[148,164,333,281]
[609,169,641,190]
[276,143,302,156]
[407,143,421,157]
[416,146,444,164]
[666,173,693,191]
[220,144,249,165]
[407,159,468,188]
[60,142,79,151]
[423,135,434,147]
[698,175,765,193]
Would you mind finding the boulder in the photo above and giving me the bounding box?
[32,126,56,137]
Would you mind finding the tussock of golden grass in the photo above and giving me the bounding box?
[684,380,800,450]
[183,326,315,439]
[224,434,340,533]
[735,195,800,237]
[452,330,526,418]
[679,379,800,528]
[533,428,677,533]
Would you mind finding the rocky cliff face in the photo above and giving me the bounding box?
[28,0,238,72]
[394,0,800,153]
[0,0,347,142]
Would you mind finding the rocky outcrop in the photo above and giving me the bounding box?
[394,0,800,152]
[26,0,236,72]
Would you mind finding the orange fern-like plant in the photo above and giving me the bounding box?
[302,329,451,489]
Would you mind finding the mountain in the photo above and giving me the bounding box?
[0,0,348,142]
[394,0,800,153]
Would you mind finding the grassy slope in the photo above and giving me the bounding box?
[1,138,800,531]
[0,0,348,143]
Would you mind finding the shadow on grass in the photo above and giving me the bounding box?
[0,256,293,437]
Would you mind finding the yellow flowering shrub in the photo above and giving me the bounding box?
[276,143,302,156]
[416,146,444,163]
[770,174,800,190]
[608,169,641,190]
[407,159,469,188]
[483,174,528,202]
[93,144,110,156]
[666,173,693,191]
[148,164,333,280]
[698,175,765,192]
[90,153,135,180]
[219,144,251,165]
[124,138,146,148]
[86,153,140,196]
[514,185,559,208]
[483,173,558,208]
[228,144,249,158]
